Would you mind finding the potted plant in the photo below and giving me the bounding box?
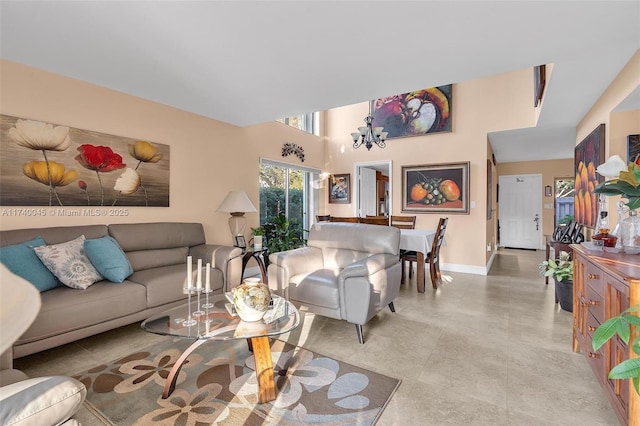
[539,250,574,312]
[252,213,306,267]
[250,226,264,250]
[592,305,640,395]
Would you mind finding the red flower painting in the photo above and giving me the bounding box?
[75,144,126,205]
[75,145,126,172]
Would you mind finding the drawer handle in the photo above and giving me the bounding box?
[588,326,597,332]
[588,352,601,359]
[588,273,600,279]
[588,300,599,306]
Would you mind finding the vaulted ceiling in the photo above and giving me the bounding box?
[1,1,638,162]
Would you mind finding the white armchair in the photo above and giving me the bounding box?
[267,222,402,343]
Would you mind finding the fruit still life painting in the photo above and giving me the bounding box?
[402,162,469,214]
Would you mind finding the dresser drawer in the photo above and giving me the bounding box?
[585,282,604,323]
[586,313,606,382]
[585,263,604,297]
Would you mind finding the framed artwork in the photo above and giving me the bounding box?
[533,65,546,107]
[628,134,640,164]
[234,235,246,249]
[574,123,605,229]
[487,159,492,220]
[0,114,170,207]
[372,84,452,139]
[329,173,351,204]
[402,162,470,214]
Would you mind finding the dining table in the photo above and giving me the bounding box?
[399,228,438,293]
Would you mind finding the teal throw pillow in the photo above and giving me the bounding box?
[84,236,133,283]
[0,236,59,292]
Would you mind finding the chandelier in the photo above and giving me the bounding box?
[351,101,388,150]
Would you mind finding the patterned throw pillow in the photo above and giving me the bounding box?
[34,235,104,290]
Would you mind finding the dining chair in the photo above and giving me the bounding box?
[316,214,331,222]
[401,217,448,289]
[390,215,416,229]
[359,216,390,225]
[329,216,359,223]
[390,215,416,283]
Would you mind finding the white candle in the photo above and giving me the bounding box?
[197,258,202,289]
[187,255,193,288]
[205,262,211,292]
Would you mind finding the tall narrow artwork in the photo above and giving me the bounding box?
[628,134,640,164]
[0,115,170,207]
[372,84,452,139]
[574,124,605,229]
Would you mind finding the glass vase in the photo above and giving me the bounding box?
[621,209,640,254]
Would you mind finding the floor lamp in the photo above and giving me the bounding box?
[216,190,257,244]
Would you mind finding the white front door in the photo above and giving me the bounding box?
[358,167,377,217]
[499,174,542,249]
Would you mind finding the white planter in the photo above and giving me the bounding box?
[253,235,263,250]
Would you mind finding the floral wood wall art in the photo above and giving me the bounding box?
[281,143,305,162]
[0,114,170,207]
[372,84,452,139]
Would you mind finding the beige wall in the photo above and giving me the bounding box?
[575,50,640,217]
[497,158,574,243]
[0,60,324,244]
[324,68,537,273]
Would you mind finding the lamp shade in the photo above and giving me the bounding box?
[0,264,41,354]
[216,190,257,213]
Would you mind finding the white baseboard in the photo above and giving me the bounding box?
[440,261,490,276]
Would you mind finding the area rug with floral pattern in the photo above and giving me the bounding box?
[73,337,400,425]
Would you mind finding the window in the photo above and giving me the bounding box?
[554,178,575,226]
[259,158,320,238]
[278,112,320,136]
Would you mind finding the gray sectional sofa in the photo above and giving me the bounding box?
[0,222,243,360]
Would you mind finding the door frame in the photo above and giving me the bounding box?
[354,160,393,217]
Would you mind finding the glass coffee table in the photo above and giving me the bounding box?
[141,293,299,403]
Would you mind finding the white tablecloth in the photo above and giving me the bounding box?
[399,229,437,255]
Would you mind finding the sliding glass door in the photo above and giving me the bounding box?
[259,158,319,237]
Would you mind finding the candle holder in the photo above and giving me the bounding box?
[201,288,214,309]
[193,287,205,318]
[182,285,197,326]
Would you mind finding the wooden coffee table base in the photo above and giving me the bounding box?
[251,336,275,403]
[162,336,276,404]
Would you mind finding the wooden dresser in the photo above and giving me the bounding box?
[571,244,640,425]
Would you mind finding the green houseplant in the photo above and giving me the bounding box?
[538,250,574,312]
[592,305,640,395]
[253,213,306,267]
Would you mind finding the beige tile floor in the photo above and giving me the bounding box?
[14,248,619,425]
